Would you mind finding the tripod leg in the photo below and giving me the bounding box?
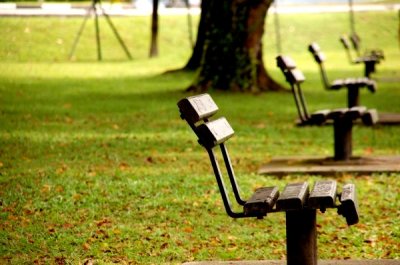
[69,7,92,60]
[99,6,133,60]
[273,0,282,54]
[184,0,194,49]
[94,3,102,61]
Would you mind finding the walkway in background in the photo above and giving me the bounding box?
[0,2,399,17]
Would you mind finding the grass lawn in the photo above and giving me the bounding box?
[0,10,400,264]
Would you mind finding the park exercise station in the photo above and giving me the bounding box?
[178,94,360,265]
[177,93,399,265]
[308,42,400,125]
[257,55,400,176]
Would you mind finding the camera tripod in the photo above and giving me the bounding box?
[69,0,132,61]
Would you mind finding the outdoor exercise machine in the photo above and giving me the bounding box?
[339,35,384,78]
[309,42,400,125]
[308,42,376,108]
[277,55,377,161]
[339,0,385,78]
[69,0,132,61]
[178,93,359,265]
[257,55,400,175]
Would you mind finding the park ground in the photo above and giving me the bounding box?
[0,7,400,264]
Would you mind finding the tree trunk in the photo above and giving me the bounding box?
[149,0,159,58]
[183,0,210,70]
[187,0,283,92]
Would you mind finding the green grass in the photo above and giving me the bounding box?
[1,11,400,264]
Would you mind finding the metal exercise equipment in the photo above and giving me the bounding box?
[69,0,132,61]
[277,55,377,161]
[339,35,384,78]
[340,0,385,78]
[256,55,400,175]
[273,0,282,54]
[309,43,400,125]
[308,42,376,108]
[184,0,194,48]
[178,93,359,265]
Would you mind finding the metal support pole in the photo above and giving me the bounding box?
[101,7,133,60]
[291,84,308,123]
[319,63,331,90]
[398,10,400,49]
[184,0,194,49]
[93,1,102,61]
[286,209,317,265]
[206,148,246,219]
[69,0,132,61]
[69,8,91,60]
[273,0,282,54]
[220,144,246,206]
[333,117,353,161]
[349,0,356,35]
[347,87,360,108]
[364,61,375,78]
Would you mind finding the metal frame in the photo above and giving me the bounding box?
[285,59,356,161]
[178,94,359,265]
[69,0,132,61]
[206,141,319,265]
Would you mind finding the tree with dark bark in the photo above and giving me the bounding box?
[149,0,159,58]
[185,0,283,92]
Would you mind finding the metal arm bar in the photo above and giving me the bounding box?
[291,83,308,123]
[206,148,246,218]
[220,143,246,206]
[340,36,355,64]
[295,83,310,122]
[318,63,331,90]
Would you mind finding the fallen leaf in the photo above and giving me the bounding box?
[119,162,130,171]
[96,219,112,227]
[113,228,121,235]
[55,185,64,193]
[41,184,51,193]
[83,259,93,265]
[160,242,168,249]
[72,194,81,201]
[227,235,237,241]
[364,147,374,155]
[54,256,66,265]
[62,223,73,229]
[82,243,91,251]
[146,156,154,163]
[183,227,193,233]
